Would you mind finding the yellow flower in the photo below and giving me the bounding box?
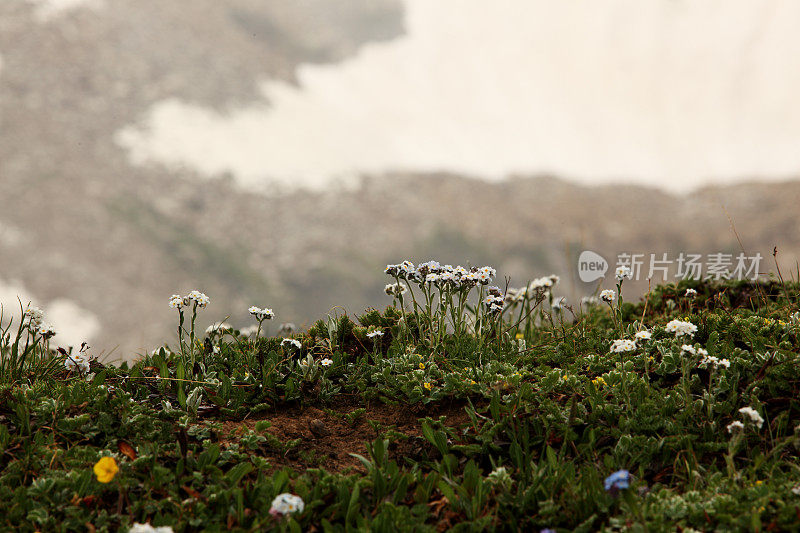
[515,333,524,340]
[469,379,476,385]
[755,480,763,486]
[423,382,432,390]
[93,456,118,483]
[592,377,606,387]
[419,363,425,370]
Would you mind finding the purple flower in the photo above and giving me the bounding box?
[604,469,630,492]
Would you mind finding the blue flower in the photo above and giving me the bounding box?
[604,469,630,491]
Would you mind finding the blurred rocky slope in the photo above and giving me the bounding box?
[1,1,798,360]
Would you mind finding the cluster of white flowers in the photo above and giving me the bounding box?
[738,406,765,429]
[505,287,527,303]
[281,338,302,350]
[168,291,210,309]
[698,353,730,369]
[484,286,505,314]
[384,282,408,297]
[600,289,615,303]
[269,493,304,517]
[685,288,698,298]
[129,524,174,533]
[366,329,384,339]
[64,344,92,373]
[610,339,637,353]
[529,275,559,293]
[248,306,275,321]
[239,325,259,337]
[726,420,745,434]
[385,260,496,288]
[634,330,652,342]
[205,322,232,334]
[665,319,698,337]
[615,266,632,280]
[23,305,56,338]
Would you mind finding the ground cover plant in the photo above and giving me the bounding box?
[2,262,800,531]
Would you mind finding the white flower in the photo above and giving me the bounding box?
[239,325,260,336]
[129,524,175,533]
[64,352,90,373]
[726,421,745,434]
[610,339,637,353]
[270,493,304,516]
[685,288,698,298]
[739,406,764,429]
[681,344,696,355]
[366,330,384,338]
[600,290,615,303]
[249,306,274,320]
[39,323,56,339]
[615,265,631,280]
[187,290,210,308]
[425,273,440,283]
[384,282,408,296]
[665,320,698,337]
[281,338,301,350]
[205,322,231,334]
[529,276,554,291]
[634,330,652,341]
[213,345,220,355]
[580,296,599,306]
[320,358,333,367]
[168,295,184,309]
[718,358,731,368]
[24,305,45,327]
[551,296,567,311]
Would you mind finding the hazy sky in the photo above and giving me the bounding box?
[116,0,800,193]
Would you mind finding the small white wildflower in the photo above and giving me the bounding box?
[168,294,184,309]
[24,305,45,328]
[269,493,304,517]
[665,319,698,337]
[248,306,261,315]
[792,485,800,496]
[551,296,567,311]
[726,420,745,434]
[281,338,301,350]
[685,288,698,298]
[320,358,333,367]
[39,323,56,339]
[384,282,408,297]
[634,330,652,342]
[615,265,632,280]
[610,339,637,353]
[529,276,554,291]
[205,322,231,334]
[600,289,615,303]
[240,325,259,336]
[187,290,210,308]
[718,358,731,368]
[366,330,384,338]
[129,524,175,533]
[739,406,764,429]
[581,296,599,306]
[681,344,697,355]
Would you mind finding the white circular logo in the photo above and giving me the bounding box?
[578,250,608,282]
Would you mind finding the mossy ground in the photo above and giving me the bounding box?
[2,279,800,531]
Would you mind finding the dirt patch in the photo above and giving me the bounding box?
[214,398,475,474]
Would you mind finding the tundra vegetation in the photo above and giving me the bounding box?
[1,261,800,532]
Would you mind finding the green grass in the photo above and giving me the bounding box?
[2,277,800,531]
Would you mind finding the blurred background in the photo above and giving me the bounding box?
[2,0,800,361]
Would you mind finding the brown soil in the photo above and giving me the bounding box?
[212,398,475,474]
